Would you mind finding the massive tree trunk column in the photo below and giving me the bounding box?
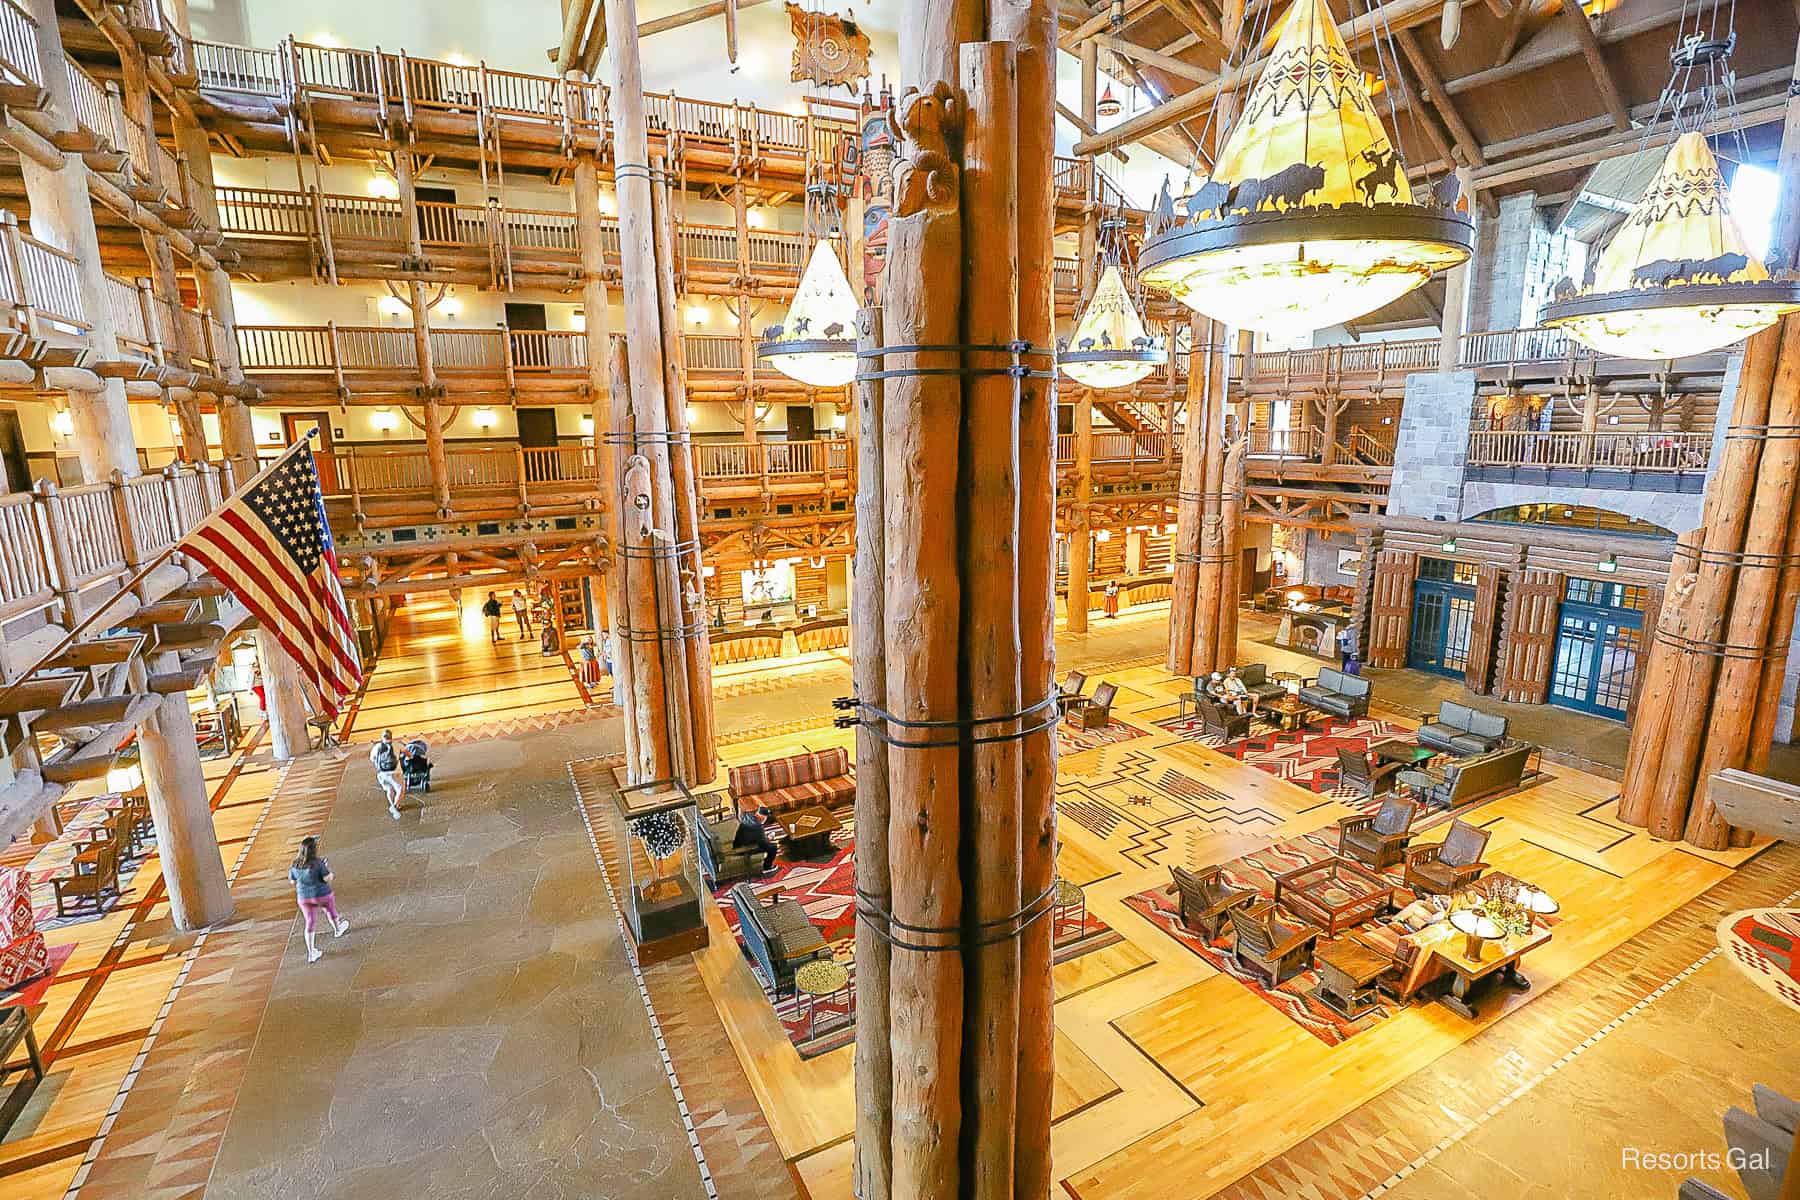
[602,0,714,786]
[856,4,1057,1196]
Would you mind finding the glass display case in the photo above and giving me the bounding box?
[609,768,708,964]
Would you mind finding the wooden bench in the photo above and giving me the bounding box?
[0,1005,44,1138]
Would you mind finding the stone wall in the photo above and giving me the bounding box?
[1302,528,1360,587]
[1467,190,1586,332]
[1387,370,1477,521]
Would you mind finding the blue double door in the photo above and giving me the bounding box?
[1407,560,1478,678]
[1548,580,1645,719]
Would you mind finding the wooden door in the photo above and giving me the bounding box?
[506,302,549,368]
[1496,569,1565,703]
[517,409,558,484]
[416,185,457,244]
[283,412,337,492]
[0,410,30,493]
[1463,564,1504,694]
[785,404,815,442]
[1364,549,1418,669]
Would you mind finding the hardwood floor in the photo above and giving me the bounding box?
[693,664,1780,1200]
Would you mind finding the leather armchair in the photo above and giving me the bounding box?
[1057,670,1089,713]
[729,883,830,995]
[1335,747,1401,800]
[1402,819,1492,895]
[697,814,762,884]
[1197,697,1251,742]
[1337,793,1419,869]
[1169,865,1257,940]
[1069,681,1116,731]
[1228,901,1322,985]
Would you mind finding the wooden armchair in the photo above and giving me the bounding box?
[1228,901,1322,986]
[1402,819,1492,895]
[1169,865,1257,940]
[1337,793,1420,870]
[1335,747,1402,800]
[1197,697,1251,742]
[1069,681,1116,731]
[1057,670,1089,713]
[53,841,120,917]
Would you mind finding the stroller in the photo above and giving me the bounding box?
[400,737,432,793]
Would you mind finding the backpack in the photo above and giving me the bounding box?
[375,742,397,772]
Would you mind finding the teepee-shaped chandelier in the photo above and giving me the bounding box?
[1542,11,1800,359]
[1061,216,1166,389]
[759,175,858,388]
[1138,0,1472,337]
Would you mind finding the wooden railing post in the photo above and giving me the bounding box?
[33,480,80,626]
[1,211,40,338]
[515,444,529,511]
[327,318,346,397]
[310,185,338,284]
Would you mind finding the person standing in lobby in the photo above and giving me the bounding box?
[482,592,503,644]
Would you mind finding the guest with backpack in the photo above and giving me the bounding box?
[370,729,406,819]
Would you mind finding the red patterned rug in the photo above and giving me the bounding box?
[1058,718,1150,757]
[1123,831,1409,1046]
[713,819,1121,1058]
[1155,712,1413,809]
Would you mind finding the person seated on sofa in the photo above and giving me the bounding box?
[1222,667,1262,717]
[1203,672,1241,715]
[733,797,780,874]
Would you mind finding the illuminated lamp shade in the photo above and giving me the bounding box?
[1060,264,1165,388]
[472,407,498,429]
[1137,0,1471,336]
[1542,132,1800,360]
[758,241,858,387]
[1096,84,1122,119]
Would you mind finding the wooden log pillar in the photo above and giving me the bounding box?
[1319,394,1342,465]
[139,651,233,930]
[394,150,451,515]
[603,0,702,786]
[1068,388,1093,633]
[1213,441,1245,664]
[1190,318,1230,675]
[1168,314,1210,675]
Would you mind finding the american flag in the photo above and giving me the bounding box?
[178,445,363,717]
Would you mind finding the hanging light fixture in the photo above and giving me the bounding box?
[759,175,858,388]
[1542,13,1800,360]
[1138,0,1472,337]
[1097,83,1122,119]
[1061,215,1166,388]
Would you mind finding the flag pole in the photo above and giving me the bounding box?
[0,432,324,715]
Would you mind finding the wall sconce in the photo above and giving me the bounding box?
[832,411,847,430]
[473,408,498,429]
[809,556,826,569]
[377,295,408,317]
[686,305,708,327]
[746,210,766,229]
[686,404,699,423]
[49,409,73,437]
[1597,554,1619,574]
[438,293,462,317]
[580,415,595,435]
[1095,529,1112,543]
[597,192,617,217]
[367,173,399,201]
[370,408,400,432]
[1441,537,1457,552]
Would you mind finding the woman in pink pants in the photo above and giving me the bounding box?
[289,836,350,962]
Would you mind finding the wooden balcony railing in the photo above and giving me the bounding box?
[1457,326,1580,368]
[1234,338,1439,387]
[1345,426,1396,467]
[0,213,88,336]
[1466,429,1712,472]
[317,438,854,506]
[1243,426,1322,460]
[0,0,42,90]
[0,461,238,636]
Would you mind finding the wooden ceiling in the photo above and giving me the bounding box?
[1064,0,1799,201]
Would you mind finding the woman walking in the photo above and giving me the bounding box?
[289,836,350,963]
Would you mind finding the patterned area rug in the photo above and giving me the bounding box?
[1719,908,1800,1012]
[1123,831,1410,1046]
[713,819,1122,1058]
[1155,712,1412,810]
[1057,718,1151,757]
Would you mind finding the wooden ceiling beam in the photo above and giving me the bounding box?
[1156,0,1229,55]
[1395,26,1485,167]
[1558,0,1631,131]
[1061,0,1163,49]
[1093,33,1217,83]
[1071,0,1446,157]
[1494,0,1532,67]
[1448,6,1683,95]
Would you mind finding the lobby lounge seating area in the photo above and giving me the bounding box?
[1299,667,1372,719]
[1399,742,1532,810]
[1417,701,1510,756]
[726,748,855,816]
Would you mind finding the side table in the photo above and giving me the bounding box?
[1316,940,1388,1019]
[793,958,852,1037]
[1052,878,1088,947]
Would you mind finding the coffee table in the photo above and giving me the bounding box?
[777,806,840,860]
[793,958,852,1036]
[1370,739,1437,767]
[1316,939,1389,1019]
[1274,855,1397,936]
[1430,920,1551,1018]
[1262,694,1320,732]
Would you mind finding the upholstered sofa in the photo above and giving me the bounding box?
[1229,663,1287,706]
[728,747,855,816]
[1299,666,1371,719]
[1398,742,1530,810]
[729,883,830,995]
[696,812,762,884]
[1418,701,1510,756]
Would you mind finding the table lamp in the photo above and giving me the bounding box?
[1518,885,1559,929]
